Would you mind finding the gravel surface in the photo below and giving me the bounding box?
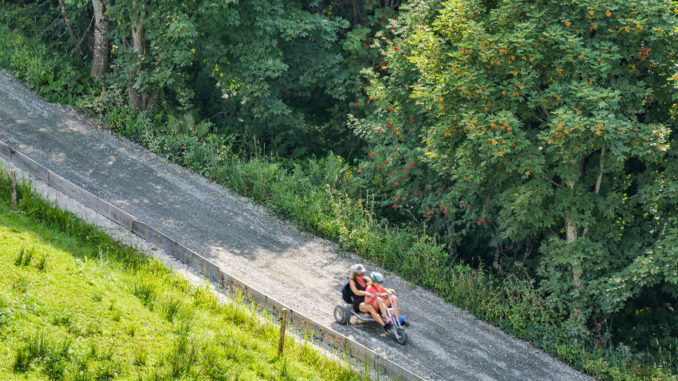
[0,70,593,381]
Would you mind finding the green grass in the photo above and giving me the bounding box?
[0,171,360,380]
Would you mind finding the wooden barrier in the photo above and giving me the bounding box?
[0,139,420,381]
[279,308,288,355]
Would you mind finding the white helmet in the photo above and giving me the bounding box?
[350,264,366,275]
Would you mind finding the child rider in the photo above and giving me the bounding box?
[365,272,407,325]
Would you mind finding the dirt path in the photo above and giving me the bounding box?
[0,70,591,381]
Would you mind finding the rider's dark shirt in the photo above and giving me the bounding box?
[352,276,368,312]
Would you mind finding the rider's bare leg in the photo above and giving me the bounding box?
[387,295,402,317]
[359,303,385,326]
[374,298,390,319]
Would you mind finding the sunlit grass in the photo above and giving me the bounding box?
[0,172,360,380]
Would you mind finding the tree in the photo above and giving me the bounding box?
[413,0,676,329]
[350,0,451,237]
[90,0,109,77]
[127,0,154,111]
[107,0,198,112]
[367,0,677,336]
[193,0,355,157]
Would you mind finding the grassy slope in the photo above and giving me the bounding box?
[0,173,359,380]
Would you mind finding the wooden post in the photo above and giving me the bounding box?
[278,308,288,356]
[11,170,17,211]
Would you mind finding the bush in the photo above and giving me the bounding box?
[0,24,95,105]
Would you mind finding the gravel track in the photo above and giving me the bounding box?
[0,70,592,381]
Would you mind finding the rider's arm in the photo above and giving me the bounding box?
[364,285,377,303]
[349,279,371,297]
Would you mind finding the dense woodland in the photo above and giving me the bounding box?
[1,0,677,379]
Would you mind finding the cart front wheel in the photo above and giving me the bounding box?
[334,305,351,324]
[396,328,408,345]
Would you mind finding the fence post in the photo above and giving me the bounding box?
[278,308,288,356]
[11,170,17,211]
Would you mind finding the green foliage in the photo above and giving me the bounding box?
[352,0,678,377]
[0,25,95,105]
[400,0,678,330]
[349,0,449,230]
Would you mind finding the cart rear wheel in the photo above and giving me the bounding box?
[334,305,351,324]
[395,328,408,345]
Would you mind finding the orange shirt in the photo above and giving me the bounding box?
[365,285,386,304]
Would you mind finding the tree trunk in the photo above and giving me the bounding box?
[90,0,109,77]
[58,0,77,41]
[565,213,583,320]
[128,15,145,110]
[128,1,155,111]
[351,0,359,28]
[565,215,582,281]
[565,170,583,320]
